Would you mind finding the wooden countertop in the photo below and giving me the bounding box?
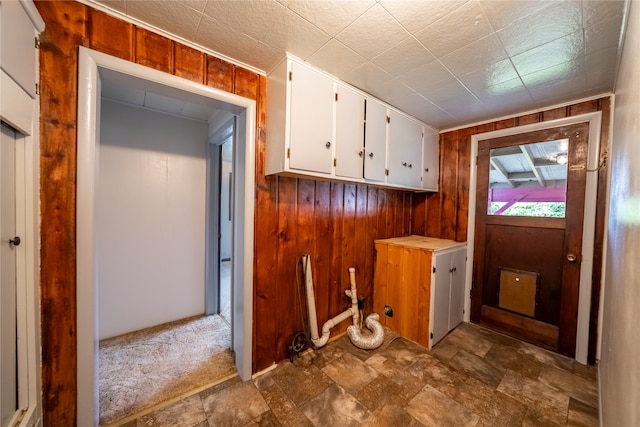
[374,235,467,251]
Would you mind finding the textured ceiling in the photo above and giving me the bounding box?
[87,0,628,130]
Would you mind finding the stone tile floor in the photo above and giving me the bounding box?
[122,322,598,426]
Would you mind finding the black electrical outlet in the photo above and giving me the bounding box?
[384,305,393,317]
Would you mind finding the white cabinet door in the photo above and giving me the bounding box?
[422,129,439,191]
[432,252,452,345]
[448,247,467,330]
[364,98,386,182]
[1,0,37,98]
[288,61,334,174]
[387,110,422,188]
[335,84,365,179]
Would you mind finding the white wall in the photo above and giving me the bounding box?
[600,3,640,425]
[97,100,209,340]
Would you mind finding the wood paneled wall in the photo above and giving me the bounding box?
[412,97,611,365]
[35,2,419,423]
[35,2,610,423]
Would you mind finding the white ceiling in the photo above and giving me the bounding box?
[87,0,628,130]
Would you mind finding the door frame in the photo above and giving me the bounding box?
[76,47,256,425]
[0,3,43,422]
[464,111,604,364]
[206,117,236,315]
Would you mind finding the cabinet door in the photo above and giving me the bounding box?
[335,84,365,179]
[448,247,467,330]
[364,98,386,182]
[387,110,422,188]
[288,61,334,174]
[422,129,439,191]
[1,1,37,98]
[432,252,452,345]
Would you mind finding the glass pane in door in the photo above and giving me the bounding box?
[488,139,569,217]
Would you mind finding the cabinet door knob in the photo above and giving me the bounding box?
[358,150,364,157]
[9,236,21,246]
[369,152,374,159]
[425,168,429,172]
[408,163,413,168]
[567,253,577,262]
[325,141,331,149]
[402,162,407,167]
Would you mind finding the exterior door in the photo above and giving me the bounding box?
[1,122,18,426]
[471,123,589,357]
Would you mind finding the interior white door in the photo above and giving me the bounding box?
[1,122,18,427]
[288,62,334,174]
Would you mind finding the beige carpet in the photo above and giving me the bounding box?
[99,314,235,425]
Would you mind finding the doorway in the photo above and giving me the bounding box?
[207,117,235,324]
[76,47,255,426]
[471,123,589,357]
[464,112,603,364]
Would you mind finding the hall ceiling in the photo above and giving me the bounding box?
[85,0,628,130]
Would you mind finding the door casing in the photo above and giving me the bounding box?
[464,111,604,364]
[472,123,589,356]
[76,47,256,426]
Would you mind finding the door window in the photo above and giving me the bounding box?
[488,139,569,217]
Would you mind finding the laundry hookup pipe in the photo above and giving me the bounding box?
[302,255,384,350]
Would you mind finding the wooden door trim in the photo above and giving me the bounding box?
[465,112,603,363]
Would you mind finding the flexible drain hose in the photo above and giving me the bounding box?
[347,313,385,350]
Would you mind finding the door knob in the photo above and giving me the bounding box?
[566,253,577,262]
[368,152,374,158]
[9,236,21,246]
[325,141,331,149]
[358,150,363,157]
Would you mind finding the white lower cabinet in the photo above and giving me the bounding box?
[373,236,467,348]
[431,244,467,346]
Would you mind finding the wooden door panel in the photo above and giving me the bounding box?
[472,123,589,357]
[483,224,564,325]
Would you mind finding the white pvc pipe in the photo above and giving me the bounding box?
[303,256,384,350]
[302,255,320,342]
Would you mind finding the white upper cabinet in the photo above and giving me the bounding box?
[335,84,365,180]
[1,0,38,98]
[387,110,422,188]
[422,129,440,191]
[288,61,334,174]
[1,0,44,135]
[266,56,439,192]
[363,98,387,182]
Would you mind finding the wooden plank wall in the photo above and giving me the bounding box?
[412,97,611,365]
[35,2,610,423]
[35,2,418,424]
